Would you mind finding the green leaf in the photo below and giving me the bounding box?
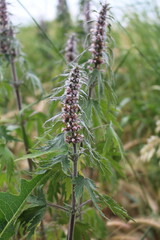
[74,221,90,240]
[25,72,43,94]
[0,144,14,179]
[15,149,60,161]
[18,188,46,239]
[103,123,124,158]
[0,126,17,143]
[74,176,107,219]
[89,69,100,87]
[38,133,67,152]
[19,206,46,239]
[40,154,70,174]
[15,133,68,162]
[74,175,85,199]
[84,140,113,179]
[0,172,50,240]
[99,195,133,221]
[83,208,107,239]
[63,177,72,201]
[44,112,62,125]
[97,71,104,99]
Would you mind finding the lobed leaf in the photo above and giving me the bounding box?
[0,171,51,240]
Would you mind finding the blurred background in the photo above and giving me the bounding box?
[1,0,160,239]
[10,0,160,25]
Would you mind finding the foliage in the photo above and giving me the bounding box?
[0,0,159,239]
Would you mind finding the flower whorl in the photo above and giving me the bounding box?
[65,34,77,63]
[89,3,108,69]
[0,0,16,57]
[62,67,83,144]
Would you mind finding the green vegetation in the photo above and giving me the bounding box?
[0,0,159,239]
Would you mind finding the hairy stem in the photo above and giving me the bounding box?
[67,143,78,240]
[47,202,69,212]
[10,56,33,171]
[79,199,92,209]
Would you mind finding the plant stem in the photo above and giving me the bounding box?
[47,202,69,212]
[10,56,33,172]
[67,143,78,240]
[40,221,46,240]
[88,84,93,99]
[79,199,92,209]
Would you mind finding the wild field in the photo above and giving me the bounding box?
[0,0,159,239]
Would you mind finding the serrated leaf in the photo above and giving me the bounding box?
[18,188,46,239]
[16,133,68,162]
[84,140,113,179]
[99,195,133,221]
[74,176,107,219]
[38,133,67,152]
[0,171,51,240]
[40,154,70,174]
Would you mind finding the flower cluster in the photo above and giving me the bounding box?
[62,67,83,144]
[0,0,16,57]
[0,0,8,26]
[65,34,77,63]
[84,0,91,33]
[89,3,108,69]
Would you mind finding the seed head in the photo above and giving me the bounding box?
[62,66,83,144]
[89,3,109,69]
[65,34,77,63]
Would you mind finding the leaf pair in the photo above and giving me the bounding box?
[74,175,132,221]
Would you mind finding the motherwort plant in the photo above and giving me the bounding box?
[0,0,37,171]
[63,67,84,239]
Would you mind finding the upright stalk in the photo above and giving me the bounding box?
[68,143,78,240]
[0,0,33,171]
[10,56,33,172]
[88,4,108,98]
[61,66,83,239]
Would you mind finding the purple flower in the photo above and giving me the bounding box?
[89,3,109,69]
[62,66,83,144]
[65,34,77,63]
[0,0,16,57]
